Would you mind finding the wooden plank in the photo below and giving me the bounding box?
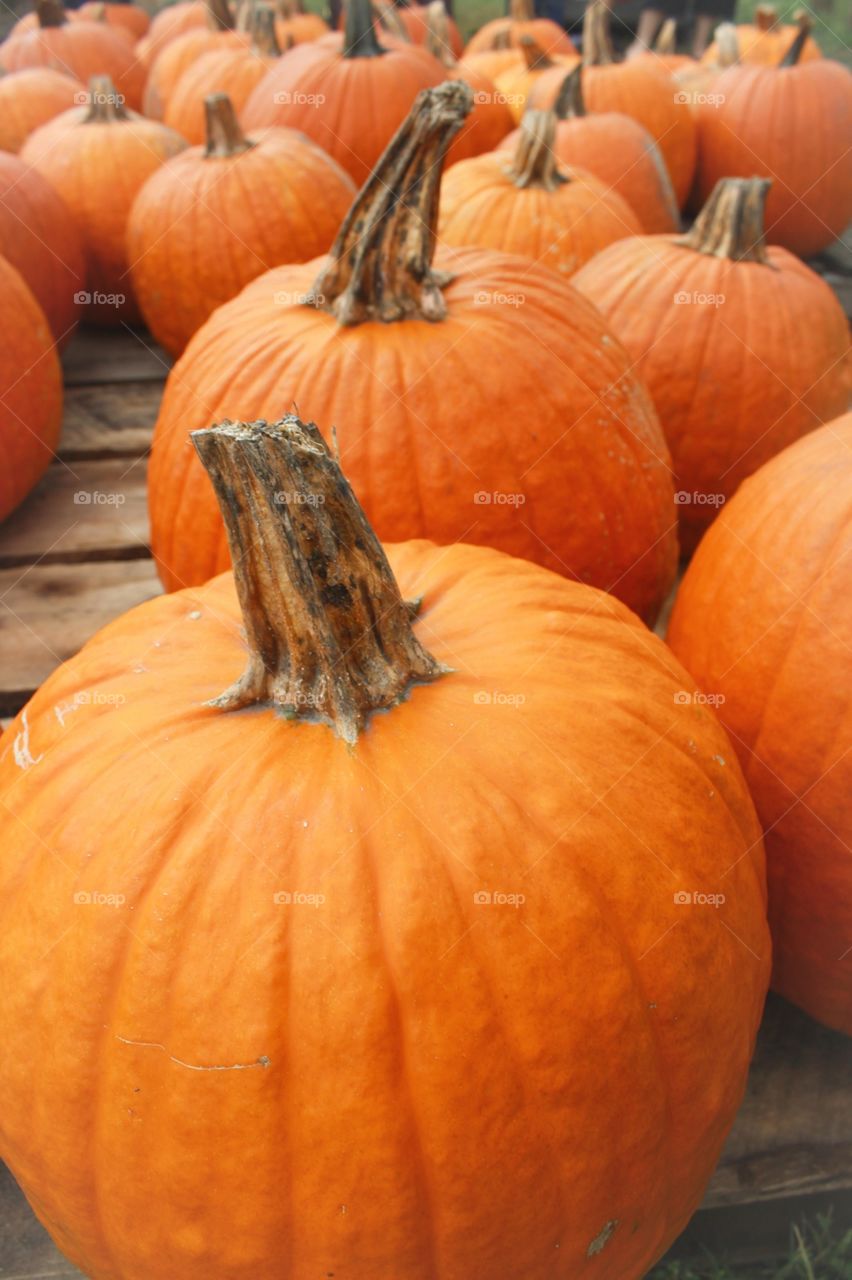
[0,560,162,717]
[0,459,150,569]
[61,327,172,387]
[60,382,162,461]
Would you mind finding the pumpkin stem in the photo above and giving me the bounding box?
[754,3,778,32]
[277,0,302,16]
[492,26,511,49]
[780,10,811,64]
[236,0,255,30]
[192,416,447,742]
[83,75,131,122]
[344,0,385,57]
[508,0,535,21]
[206,0,234,32]
[204,93,256,156]
[375,0,409,40]
[714,22,740,66]
[553,64,585,118]
[518,34,554,70]
[506,110,567,191]
[312,80,472,326]
[685,177,771,264]
[250,3,281,54]
[654,16,677,53]
[36,0,67,27]
[424,0,455,65]
[582,0,614,66]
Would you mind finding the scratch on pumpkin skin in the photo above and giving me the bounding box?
[587,1220,619,1257]
[115,1036,270,1072]
[13,710,43,770]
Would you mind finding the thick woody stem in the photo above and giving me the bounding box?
[424,1,456,65]
[250,3,281,53]
[685,177,771,264]
[582,0,614,65]
[506,110,567,191]
[206,0,234,32]
[755,4,778,31]
[553,64,584,119]
[312,80,472,325]
[192,417,447,742]
[204,93,256,156]
[344,0,384,57]
[36,0,66,27]
[84,75,130,122]
[655,17,677,53]
[508,0,535,20]
[780,11,811,64]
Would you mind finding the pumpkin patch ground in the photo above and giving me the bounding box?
[0,1,851,1275]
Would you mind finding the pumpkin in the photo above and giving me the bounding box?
[0,67,84,152]
[696,16,852,258]
[241,0,446,186]
[149,84,677,621]
[22,78,187,325]
[128,95,355,356]
[498,66,679,233]
[0,409,769,1279]
[643,17,695,73]
[0,0,145,110]
[464,0,576,58]
[165,5,282,143]
[669,416,851,1033]
[77,1,150,39]
[530,0,697,208]
[439,108,643,276]
[135,0,210,75]
[672,22,739,115]
[142,0,243,120]
[457,45,524,84]
[392,1,462,56]
[271,0,329,46]
[573,178,851,553]
[0,256,62,522]
[493,34,577,123]
[0,151,85,346]
[702,3,820,65]
[422,1,514,165]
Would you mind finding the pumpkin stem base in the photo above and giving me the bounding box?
[685,177,771,264]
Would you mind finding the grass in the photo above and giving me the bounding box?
[648,1213,852,1280]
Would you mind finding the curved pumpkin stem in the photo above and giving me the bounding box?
[344,0,385,57]
[424,0,455,66]
[250,3,281,54]
[313,80,472,325]
[204,93,256,156]
[192,416,447,742]
[754,3,778,31]
[780,10,811,65]
[206,0,234,32]
[36,0,67,27]
[553,64,584,119]
[506,110,567,191]
[685,177,771,264]
[655,17,677,53]
[84,75,131,122]
[582,0,614,66]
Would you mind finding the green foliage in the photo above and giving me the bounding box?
[649,1213,852,1280]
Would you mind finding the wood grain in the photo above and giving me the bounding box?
[60,382,162,460]
[61,327,171,387]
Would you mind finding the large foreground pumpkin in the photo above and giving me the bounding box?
[149,84,677,623]
[668,417,851,1034]
[0,413,769,1278]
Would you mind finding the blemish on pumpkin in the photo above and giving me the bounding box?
[13,711,43,770]
[713,755,726,766]
[188,610,202,620]
[587,1219,618,1257]
[115,1036,270,1072]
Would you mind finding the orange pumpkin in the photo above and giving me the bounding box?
[702,3,820,65]
[165,5,282,143]
[457,45,524,83]
[142,0,243,120]
[77,1,150,38]
[128,95,355,356]
[149,84,677,622]
[668,417,851,1033]
[464,0,576,57]
[135,0,209,75]
[0,67,84,152]
[439,108,642,276]
[573,178,851,552]
[0,410,769,1280]
[0,256,62,522]
[696,16,852,258]
[0,0,145,110]
[493,33,577,122]
[271,0,329,46]
[530,0,697,207]
[22,78,187,325]
[498,66,679,233]
[0,151,85,347]
[672,22,739,115]
[241,0,445,186]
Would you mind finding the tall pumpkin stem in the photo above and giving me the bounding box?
[250,3,281,54]
[36,0,66,27]
[204,93,256,157]
[508,0,535,21]
[582,0,614,66]
[654,16,677,52]
[206,0,234,32]
[780,11,811,65]
[714,22,740,66]
[754,3,778,31]
[192,417,447,742]
[506,110,567,191]
[553,65,585,119]
[344,0,385,58]
[84,75,131,122]
[424,0,455,65]
[312,80,472,325]
[685,177,771,264]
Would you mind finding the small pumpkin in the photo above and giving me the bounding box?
[668,416,851,1034]
[498,66,679,234]
[22,77,187,325]
[241,0,446,186]
[492,33,577,123]
[390,0,463,57]
[439,108,642,276]
[0,256,62,522]
[464,0,576,58]
[573,177,851,552]
[149,84,677,622]
[0,151,85,346]
[142,0,243,120]
[702,3,820,65]
[128,94,355,356]
[271,0,329,45]
[135,0,210,75]
[77,1,150,39]
[696,15,852,258]
[0,67,84,153]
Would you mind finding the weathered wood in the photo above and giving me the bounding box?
[60,382,162,460]
[0,459,150,568]
[0,560,162,717]
[61,327,172,387]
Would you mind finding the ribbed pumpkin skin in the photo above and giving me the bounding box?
[0,257,62,522]
[78,1,150,38]
[22,108,187,325]
[572,234,851,551]
[438,156,643,276]
[0,539,769,1279]
[165,46,278,143]
[241,37,447,186]
[493,52,578,123]
[668,419,851,1033]
[143,28,247,119]
[127,128,356,356]
[135,0,208,74]
[148,248,677,620]
[498,114,680,233]
[0,20,145,110]
[0,151,85,345]
[465,15,575,56]
[0,68,84,152]
[531,62,696,208]
[696,62,852,258]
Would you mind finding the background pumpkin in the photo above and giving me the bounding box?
[142,0,243,120]
[422,4,514,166]
[492,33,577,122]
[135,0,209,75]
[0,412,769,1280]
[149,84,677,624]
[77,1,150,39]
[701,3,821,65]
[271,0,329,46]
[128,94,355,356]
[0,150,85,346]
[0,66,84,153]
[668,416,851,1035]
[464,0,576,57]
[439,108,643,276]
[22,78,187,325]
[573,177,851,553]
[0,255,62,522]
